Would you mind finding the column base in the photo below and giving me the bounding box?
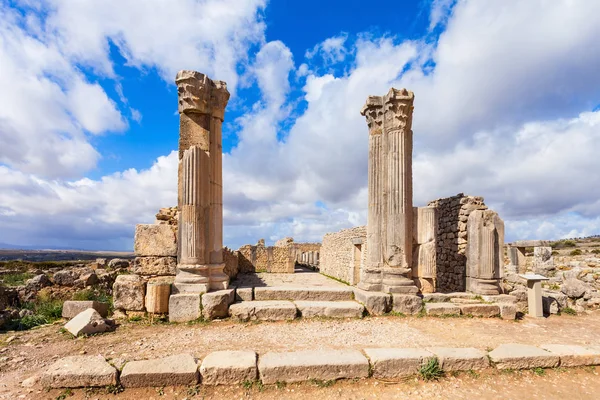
[466,277,502,295]
[175,263,229,292]
[381,268,419,294]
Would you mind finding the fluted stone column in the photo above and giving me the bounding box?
[466,210,504,295]
[358,88,418,294]
[174,70,229,293]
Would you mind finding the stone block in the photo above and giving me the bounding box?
[202,289,235,320]
[41,356,117,388]
[229,300,297,322]
[132,256,177,276]
[168,294,201,322]
[364,348,433,379]
[499,303,517,320]
[392,294,423,315]
[254,286,354,301]
[134,224,177,257]
[427,347,489,371]
[120,354,199,387]
[482,294,517,304]
[353,288,391,315]
[512,240,548,247]
[113,274,145,311]
[540,344,600,367]
[62,301,109,319]
[425,303,460,316]
[258,350,369,384]
[489,344,559,369]
[145,277,173,314]
[235,287,253,302]
[294,301,364,318]
[459,304,500,317]
[200,351,257,385]
[64,309,113,337]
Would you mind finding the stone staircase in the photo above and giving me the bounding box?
[228,286,365,321]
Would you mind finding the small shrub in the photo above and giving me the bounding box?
[569,249,582,256]
[532,367,545,376]
[466,369,479,378]
[592,249,600,254]
[187,385,201,396]
[552,250,559,256]
[105,384,124,394]
[418,357,444,381]
[552,240,577,249]
[128,315,143,322]
[561,307,577,316]
[275,381,287,389]
[310,378,335,388]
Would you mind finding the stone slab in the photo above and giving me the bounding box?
[235,287,253,302]
[353,288,391,315]
[258,350,369,384]
[364,348,433,379]
[512,240,548,248]
[131,256,177,276]
[425,303,460,316]
[168,294,201,323]
[499,303,517,320]
[120,354,199,387]
[392,294,423,315]
[41,356,117,388]
[540,344,600,367]
[134,224,177,257]
[202,289,235,320]
[489,344,559,369]
[200,351,257,385]
[427,347,489,371]
[64,308,113,337]
[422,293,476,303]
[459,304,500,317]
[113,274,145,311]
[294,301,364,318]
[229,301,297,321]
[254,286,354,301]
[62,301,109,319]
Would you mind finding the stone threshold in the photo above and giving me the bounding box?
[41,343,600,389]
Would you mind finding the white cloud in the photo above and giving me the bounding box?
[305,33,348,66]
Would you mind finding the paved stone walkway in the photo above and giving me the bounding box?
[232,267,347,288]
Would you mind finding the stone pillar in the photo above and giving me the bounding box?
[174,70,230,293]
[466,210,504,295]
[358,88,417,294]
[413,207,438,293]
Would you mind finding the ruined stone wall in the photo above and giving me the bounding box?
[320,226,366,284]
[223,247,239,278]
[427,194,488,292]
[292,243,321,269]
[236,240,295,273]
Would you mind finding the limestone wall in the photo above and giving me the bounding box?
[236,240,295,273]
[427,193,488,292]
[292,243,321,269]
[320,226,367,284]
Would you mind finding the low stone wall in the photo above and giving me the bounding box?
[427,193,488,293]
[236,240,295,273]
[320,226,366,284]
[291,243,321,269]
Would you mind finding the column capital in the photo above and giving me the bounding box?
[175,70,230,120]
[383,88,414,132]
[360,95,384,134]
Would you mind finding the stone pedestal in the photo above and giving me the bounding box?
[466,210,504,295]
[358,88,417,294]
[173,71,230,294]
[520,274,549,318]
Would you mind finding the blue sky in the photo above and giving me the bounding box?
[0,0,599,250]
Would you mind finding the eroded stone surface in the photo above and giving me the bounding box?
[459,304,500,317]
[113,274,145,311]
[489,344,559,369]
[145,277,173,314]
[132,257,177,276]
[41,356,117,388]
[425,303,460,316]
[134,224,177,257]
[235,287,253,302]
[392,294,423,315]
[364,348,433,379]
[294,301,364,318]
[200,351,257,385]
[499,303,517,320]
[229,301,297,322]
[541,344,600,367]
[64,309,113,337]
[202,289,235,319]
[259,350,369,384]
[168,293,201,322]
[427,347,489,371]
[120,354,199,387]
[353,288,391,315]
[254,286,354,301]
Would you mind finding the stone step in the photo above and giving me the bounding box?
[295,301,364,318]
[254,286,354,302]
[229,300,298,322]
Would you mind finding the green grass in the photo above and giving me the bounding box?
[319,273,350,286]
[418,357,444,381]
[309,378,336,388]
[560,307,577,316]
[551,240,577,249]
[3,291,63,331]
[569,249,583,256]
[466,369,479,378]
[532,367,545,376]
[0,272,34,286]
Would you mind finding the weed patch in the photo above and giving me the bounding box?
[418,357,444,381]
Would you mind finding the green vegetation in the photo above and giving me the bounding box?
[309,378,336,388]
[105,384,124,394]
[592,249,600,254]
[3,290,63,331]
[569,249,582,256]
[275,381,287,389]
[466,369,479,378]
[187,385,201,396]
[418,357,444,381]
[551,240,577,249]
[0,260,82,270]
[532,367,545,376]
[319,272,350,286]
[0,271,33,286]
[561,307,577,316]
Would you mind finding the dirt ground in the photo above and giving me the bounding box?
[2,311,600,399]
